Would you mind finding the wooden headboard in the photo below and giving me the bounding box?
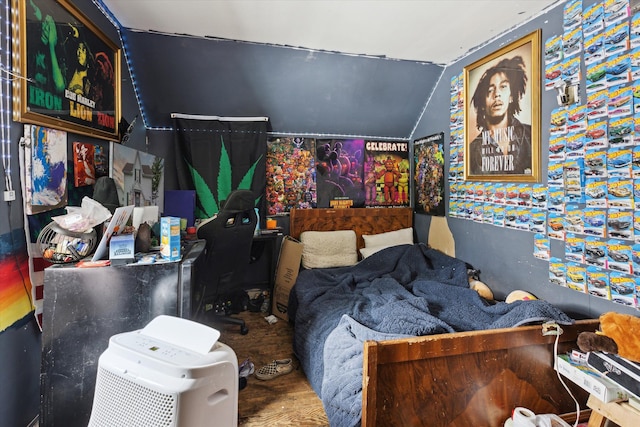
[289,207,413,250]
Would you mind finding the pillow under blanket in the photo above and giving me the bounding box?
[360,227,414,258]
[362,227,413,247]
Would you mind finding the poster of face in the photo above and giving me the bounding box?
[14,0,120,140]
[464,30,541,182]
[414,133,445,216]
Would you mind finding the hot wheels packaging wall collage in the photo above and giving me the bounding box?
[449,0,640,309]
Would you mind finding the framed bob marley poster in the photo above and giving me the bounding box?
[12,0,121,141]
[464,30,541,182]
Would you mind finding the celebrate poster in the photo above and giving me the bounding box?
[363,140,410,207]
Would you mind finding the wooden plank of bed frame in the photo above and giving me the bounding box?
[362,318,599,427]
[289,207,413,250]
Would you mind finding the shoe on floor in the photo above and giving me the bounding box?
[239,358,255,378]
[254,358,293,380]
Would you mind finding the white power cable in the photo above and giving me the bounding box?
[550,326,581,427]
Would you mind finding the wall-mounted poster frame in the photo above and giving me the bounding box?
[464,29,540,182]
[12,0,121,141]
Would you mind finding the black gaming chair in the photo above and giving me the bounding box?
[195,190,257,334]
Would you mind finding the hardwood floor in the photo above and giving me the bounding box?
[217,310,329,426]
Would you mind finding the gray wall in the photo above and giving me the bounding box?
[121,31,442,138]
[413,0,638,319]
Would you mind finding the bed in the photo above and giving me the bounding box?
[288,207,598,427]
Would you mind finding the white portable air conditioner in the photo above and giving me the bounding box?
[88,315,238,427]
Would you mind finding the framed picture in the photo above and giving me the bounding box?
[12,0,121,141]
[111,142,164,211]
[464,29,541,182]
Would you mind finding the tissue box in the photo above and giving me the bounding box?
[160,216,181,261]
[109,234,135,265]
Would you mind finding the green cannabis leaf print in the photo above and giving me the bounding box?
[188,137,262,219]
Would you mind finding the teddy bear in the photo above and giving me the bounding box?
[576,312,640,363]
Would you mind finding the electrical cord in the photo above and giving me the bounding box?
[547,323,581,427]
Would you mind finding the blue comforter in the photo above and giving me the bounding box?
[289,243,573,427]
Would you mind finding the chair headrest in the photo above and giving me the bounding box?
[221,190,255,212]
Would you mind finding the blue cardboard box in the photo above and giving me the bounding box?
[160,217,181,261]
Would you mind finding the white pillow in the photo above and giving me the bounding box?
[300,230,358,269]
[359,245,388,259]
[362,227,414,248]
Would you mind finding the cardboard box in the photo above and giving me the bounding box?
[272,236,303,321]
[556,355,629,402]
[160,217,181,261]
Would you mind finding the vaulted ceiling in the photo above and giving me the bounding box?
[93,0,563,138]
[99,0,561,64]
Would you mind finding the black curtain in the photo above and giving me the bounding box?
[174,117,267,225]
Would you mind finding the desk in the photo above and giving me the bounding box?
[40,241,205,427]
[40,234,282,427]
[247,231,283,296]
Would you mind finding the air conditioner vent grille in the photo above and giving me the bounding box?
[89,367,177,427]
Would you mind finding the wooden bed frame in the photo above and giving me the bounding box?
[289,207,598,427]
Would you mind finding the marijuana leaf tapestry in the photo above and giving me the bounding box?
[173,117,267,223]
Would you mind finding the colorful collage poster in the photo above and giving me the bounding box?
[266,137,316,215]
[266,137,413,211]
[316,139,365,208]
[414,133,445,216]
[363,140,410,207]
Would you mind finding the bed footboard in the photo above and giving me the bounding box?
[362,319,599,427]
